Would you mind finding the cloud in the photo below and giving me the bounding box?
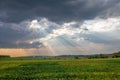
[0,18,59,48]
[37,17,120,42]
[0,0,120,56]
[0,16,120,55]
[79,17,120,45]
[0,0,120,23]
[36,17,120,54]
[83,17,120,32]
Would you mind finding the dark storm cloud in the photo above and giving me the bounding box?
[0,0,120,23]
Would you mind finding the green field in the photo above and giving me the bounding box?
[0,58,120,80]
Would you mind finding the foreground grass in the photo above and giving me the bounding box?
[0,58,120,80]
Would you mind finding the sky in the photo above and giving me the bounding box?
[0,0,120,57]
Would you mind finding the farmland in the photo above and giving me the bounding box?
[0,58,120,80]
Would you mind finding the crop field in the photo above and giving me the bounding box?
[0,58,120,80]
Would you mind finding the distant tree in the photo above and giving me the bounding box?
[99,54,108,58]
[112,51,120,58]
[74,56,79,59]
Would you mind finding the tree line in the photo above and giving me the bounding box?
[0,55,10,58]
[87,51,120,59]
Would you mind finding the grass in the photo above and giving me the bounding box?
[0,58,120,80]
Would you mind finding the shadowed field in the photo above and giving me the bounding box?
[0,58,120,80]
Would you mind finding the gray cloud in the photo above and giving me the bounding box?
[0,20,43,48]
[0,0,120,23]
